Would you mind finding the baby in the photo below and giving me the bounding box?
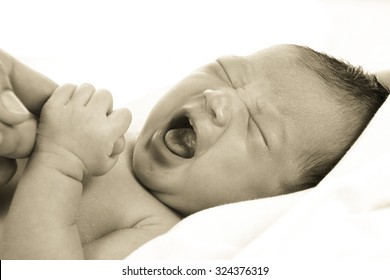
[0,44,389,259]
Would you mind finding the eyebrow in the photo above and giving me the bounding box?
[250,107,269,150]
[216,58,235,88]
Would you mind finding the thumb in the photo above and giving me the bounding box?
[108,108,132,139]
[0,90,30,125]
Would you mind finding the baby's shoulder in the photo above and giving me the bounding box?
[82,194,181,259]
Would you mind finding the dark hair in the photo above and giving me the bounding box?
[290,45,389,192]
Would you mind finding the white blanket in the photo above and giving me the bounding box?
[127,95,390,260]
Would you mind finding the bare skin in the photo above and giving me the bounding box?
[0,47,389,259]
[0,85,180,260]
[0,135,180,259]
[0,50,180,259]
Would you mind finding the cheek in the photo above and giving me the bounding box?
[181,159,262,209]
[185,144,252,191]
[143,101,174,129]
[189,141,276,198]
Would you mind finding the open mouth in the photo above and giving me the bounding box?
[164,115,197,158]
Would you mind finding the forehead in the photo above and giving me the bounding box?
[215,45,335,115]
[216,45,302,89]
[217,45,344,157]
[216,45,331,123]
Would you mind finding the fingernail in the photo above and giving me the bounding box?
[1,90,29,114]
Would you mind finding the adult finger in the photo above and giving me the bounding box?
[0,50,13,90]
[4,50,58,115]
[0,117,36,158]
[1,51,30,125]
[0,90,30,125]
[0,157,17,186]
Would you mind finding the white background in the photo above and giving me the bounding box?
[1,1,390,277]
[1,0,389,108]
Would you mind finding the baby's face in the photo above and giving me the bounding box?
[133,45,343,215]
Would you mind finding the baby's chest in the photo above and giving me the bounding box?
[74,173,177,246]
[75,177,138,244]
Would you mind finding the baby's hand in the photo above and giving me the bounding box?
[36,84,131,177]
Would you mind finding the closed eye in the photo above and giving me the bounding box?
[236,87,269,150]
[244,92,269,150]
[250,114,269,150]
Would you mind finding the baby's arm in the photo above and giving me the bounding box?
[2,84,131,259]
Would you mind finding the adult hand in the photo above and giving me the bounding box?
[0,49,58,186]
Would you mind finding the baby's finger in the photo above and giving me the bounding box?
[111,136,126,157]
[87,89,113,114]
[70,83,95,106]
[0,90,30,125]
[46,84,76,105]
[108,108,132,139]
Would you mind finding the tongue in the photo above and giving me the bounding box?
[164,128,196,158]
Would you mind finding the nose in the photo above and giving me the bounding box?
[203,89,231,126]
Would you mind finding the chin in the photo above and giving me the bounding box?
[132,115,198,203]
[132,133,186,194]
